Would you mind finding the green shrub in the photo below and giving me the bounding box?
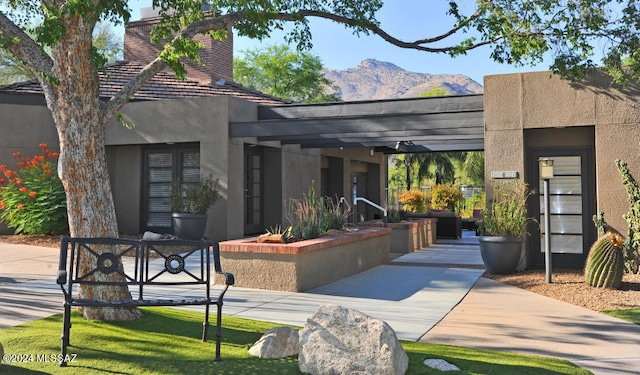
[285,182,349,240]
[0,143,68,235]
[615,159,640,273]
[170,174,220,214]
[478,180,534,237]
[320,196,349,232]
[387,208,407,223]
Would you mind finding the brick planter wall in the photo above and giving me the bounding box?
[219,227,391,292]
[359,218,436,253]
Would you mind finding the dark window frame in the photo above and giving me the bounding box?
[141,143,200,234]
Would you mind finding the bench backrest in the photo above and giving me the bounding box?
[59,237,218,300]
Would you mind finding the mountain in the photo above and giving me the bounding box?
[323,59,483,101]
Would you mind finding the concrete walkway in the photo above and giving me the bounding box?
[1,233,640,374]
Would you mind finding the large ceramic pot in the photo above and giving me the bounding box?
[478,236,523,274]
[172,213,208,240]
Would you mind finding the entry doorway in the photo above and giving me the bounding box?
[352,172,368,222]
[244,145,264,235]
[527,147,596,268]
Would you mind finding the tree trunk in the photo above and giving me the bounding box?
[48,17,141,321]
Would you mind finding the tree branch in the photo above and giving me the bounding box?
[281,9,504,53]
[104,7,503,116]
[0,11,55,95]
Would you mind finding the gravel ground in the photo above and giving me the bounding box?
[4,234,640,312]
[485,268,640,312]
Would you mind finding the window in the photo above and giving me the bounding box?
[142,144,199,232]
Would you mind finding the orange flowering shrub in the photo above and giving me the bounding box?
[0,143,68,234]
[399,190,426,212]
[430,184,463,211]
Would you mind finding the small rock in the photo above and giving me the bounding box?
[257,233,287,243]
[248,327,299,359]
[424,358,460,371]
[142,231,163,240]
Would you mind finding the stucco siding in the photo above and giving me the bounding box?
[281,144,321,224]
[596,123,640,233]
[483,129,525,184]
[483,73,522,130]
[520,72,597,128]
[107,146,141,234]
[105,96,236,241]
[485,70,640,267]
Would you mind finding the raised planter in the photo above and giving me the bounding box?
[219,227,391,292]
[358,218,436,253]
[406,212,462,239]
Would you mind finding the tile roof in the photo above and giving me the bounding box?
[0,60,286,105]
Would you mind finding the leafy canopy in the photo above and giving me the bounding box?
[0,21,122,84]
[234,44,340,103]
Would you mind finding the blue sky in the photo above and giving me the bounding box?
[128,1,553,84]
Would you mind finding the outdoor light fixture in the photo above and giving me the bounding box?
[539,157,554,284]
[540,159,554,179]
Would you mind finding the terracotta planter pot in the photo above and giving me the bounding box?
[172,213,208,240]
[478,236,523,274]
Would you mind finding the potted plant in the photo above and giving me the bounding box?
[477,180,534,274]
[170,174,221,240]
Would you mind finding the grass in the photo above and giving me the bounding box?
[0,307,591,375]
[603,308,640,324]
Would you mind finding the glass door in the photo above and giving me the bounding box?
[142,144,200,233]
[244,146,263,235]
[528,147,595,267]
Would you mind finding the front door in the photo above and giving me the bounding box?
[352,172,368,222]
[244,146,264,235]
[527,147,596,268]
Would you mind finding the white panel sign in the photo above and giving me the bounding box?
[490,171,519,179]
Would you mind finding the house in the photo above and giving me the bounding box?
[0,11,391,242]
[1,9,639,271]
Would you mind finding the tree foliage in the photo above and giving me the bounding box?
[0,21,122,84]
[448,0,640,84]
[419,87,448,97]
[234,44,340,103]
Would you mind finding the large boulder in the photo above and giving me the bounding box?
[299,304,408,375]
[248,327,299,359]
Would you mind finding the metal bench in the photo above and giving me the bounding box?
[56,237,234,366]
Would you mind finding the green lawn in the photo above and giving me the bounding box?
[0,307,591,374]
[602,308,640,325]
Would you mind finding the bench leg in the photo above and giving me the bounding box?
[202,304,210,342]
[59,304,72,367]
[214,303,223,362]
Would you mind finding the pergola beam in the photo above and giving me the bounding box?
[229,95,485,153]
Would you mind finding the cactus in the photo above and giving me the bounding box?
[616,159,640,273]
[584,232,625,289]
[592,210,608,236]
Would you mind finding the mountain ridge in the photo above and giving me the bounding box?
[323,59,483,101]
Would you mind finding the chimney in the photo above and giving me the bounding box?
[124,7,233,85]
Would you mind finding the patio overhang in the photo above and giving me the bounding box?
[229,94,484,153]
